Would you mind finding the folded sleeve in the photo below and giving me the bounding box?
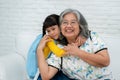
[91,32,107,53]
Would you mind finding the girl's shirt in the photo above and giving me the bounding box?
[47,31,114,80]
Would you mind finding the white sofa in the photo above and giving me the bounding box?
[0,31,120,80]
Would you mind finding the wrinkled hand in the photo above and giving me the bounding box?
[63,43,79,56]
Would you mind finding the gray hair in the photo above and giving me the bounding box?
[59,9,90,38]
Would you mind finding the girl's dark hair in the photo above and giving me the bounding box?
[42,14,59,36]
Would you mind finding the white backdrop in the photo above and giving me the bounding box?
[0,0,120,55]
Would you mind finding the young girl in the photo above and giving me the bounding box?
[37,14,71,80]
[41,14,61,58]
[42,14,60,40]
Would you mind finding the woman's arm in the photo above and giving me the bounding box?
[63,43,110,67]
[76,49,110,67]
[37,35,58,80]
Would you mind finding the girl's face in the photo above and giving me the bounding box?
[61,13,80,41]
[46,25,60,40]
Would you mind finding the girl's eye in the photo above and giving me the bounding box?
[46,30,50,33]
[52,28,55,30]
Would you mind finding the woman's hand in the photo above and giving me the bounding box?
[63,35,86,56]
[63,43,80,56]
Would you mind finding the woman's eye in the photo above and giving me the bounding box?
[62,22,68,26]
[72,21,75,23]
[64,22,67,24]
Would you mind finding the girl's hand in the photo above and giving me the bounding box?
[75,36,86,47]
[37,35,51,50]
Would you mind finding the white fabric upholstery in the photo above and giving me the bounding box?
[0,31,40,80]
[0,54,27,80]
[0,32,120,80]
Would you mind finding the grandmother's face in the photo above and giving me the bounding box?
[61,13,80,39]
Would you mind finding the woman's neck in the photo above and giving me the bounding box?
[67,38,76,44]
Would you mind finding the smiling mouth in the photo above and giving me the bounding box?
[65,29,74,33]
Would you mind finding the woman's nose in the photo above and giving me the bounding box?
[66,22,73,27]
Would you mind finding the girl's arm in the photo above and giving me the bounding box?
[37,35,58,80]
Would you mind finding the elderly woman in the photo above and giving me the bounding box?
[37,9,114,80]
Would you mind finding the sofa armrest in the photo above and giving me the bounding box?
[0,54,29,80]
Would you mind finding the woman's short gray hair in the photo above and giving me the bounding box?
[59,8,90,38]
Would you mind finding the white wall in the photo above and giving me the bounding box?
[0,0,120,79]
[0,0,120,55]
